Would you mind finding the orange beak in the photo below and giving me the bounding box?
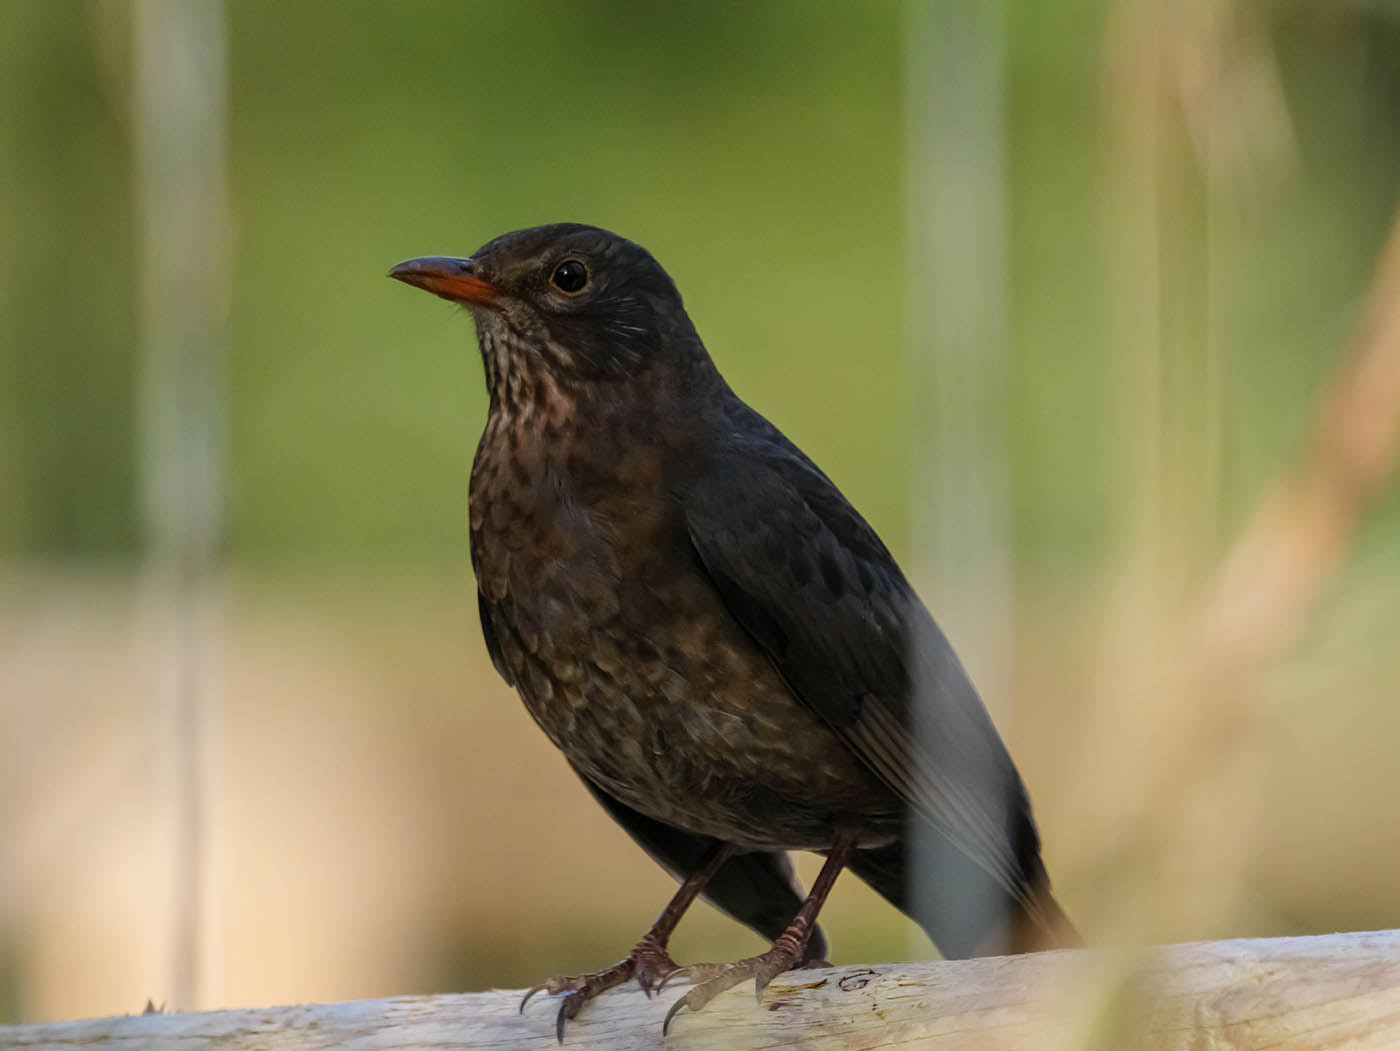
[387,256,504,307]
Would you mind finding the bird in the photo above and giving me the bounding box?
[388,223,1078,1040]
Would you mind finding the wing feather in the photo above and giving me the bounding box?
[682,436,1040,908]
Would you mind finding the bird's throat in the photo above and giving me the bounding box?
[475,322,579,423]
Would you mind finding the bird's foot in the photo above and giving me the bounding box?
[660,942,810,1034]
[520,936,681,1042]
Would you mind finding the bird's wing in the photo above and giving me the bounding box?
[682,439,1039,909]
[576,770,828,962]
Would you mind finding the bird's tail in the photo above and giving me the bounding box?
[847,838,1080,959]
[1000,877,1081,955]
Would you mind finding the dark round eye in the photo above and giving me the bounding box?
[550,259,589,294]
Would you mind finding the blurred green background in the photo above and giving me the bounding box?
[3,0,1399,1028]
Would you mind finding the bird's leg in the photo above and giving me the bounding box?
[520,841,732,1041]
[661,829,857,1034]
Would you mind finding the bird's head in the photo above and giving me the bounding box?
[389,224,707,407]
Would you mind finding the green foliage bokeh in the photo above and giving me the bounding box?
[2,0,1397,568]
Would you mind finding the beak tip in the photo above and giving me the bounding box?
[386,256,502,307]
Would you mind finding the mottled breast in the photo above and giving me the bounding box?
[468,409,899,850]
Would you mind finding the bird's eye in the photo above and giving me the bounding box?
[550,259,589,295]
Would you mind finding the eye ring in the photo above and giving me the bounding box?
[550,258,590,295]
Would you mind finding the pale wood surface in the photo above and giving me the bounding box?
[2,930,1398,1049]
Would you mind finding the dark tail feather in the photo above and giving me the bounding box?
[1004,877,1081,954]
[848,837,1078,959]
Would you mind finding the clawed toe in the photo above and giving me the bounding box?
[520,938,685,1040]
[519,975,584,1014]
[553,989,591,1044]
[519,969,611,1014]
[661,965,753,1035]
[520,958,636,1041]
[660,946,804,1035]
[656,961,727,994]
[632,943,682,998]
[526,944,815,1038]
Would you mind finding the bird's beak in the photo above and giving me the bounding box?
[387,256,504,307]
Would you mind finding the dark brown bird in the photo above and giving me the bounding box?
[388,224,1078,1040]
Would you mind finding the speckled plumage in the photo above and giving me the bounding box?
[390,224,1077,1033]
[469,357,900,851]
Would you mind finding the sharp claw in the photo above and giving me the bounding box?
[555,994,579,1044]
[637,961,674,998]
[662,995,690,1037]
[526,945,688,1037]
[660,964,709,993]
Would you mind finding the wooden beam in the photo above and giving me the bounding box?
[3,930,1399,1049]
